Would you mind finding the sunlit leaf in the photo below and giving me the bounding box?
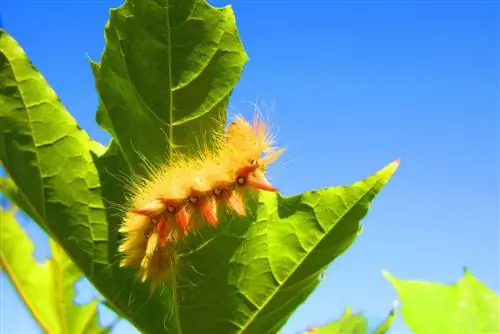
[0,209,111,334]
[0,29,107,276]
[90,0,248,172]
[384,269,500,334]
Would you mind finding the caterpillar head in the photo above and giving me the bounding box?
[226,116,284,192]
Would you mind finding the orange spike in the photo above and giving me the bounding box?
[246,174,278,192]
[224,190,246,216]
[158,197,190,235]
[175,206,190,235]
[197,197,218,227]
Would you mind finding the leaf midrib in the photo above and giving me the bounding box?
[165,1,184,334]
[166,0,174,160]
[0,252,49,333]
[53,246,68,334]
[238,178,386,333]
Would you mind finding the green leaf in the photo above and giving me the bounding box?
[0,209,110,334]
[0,28,108,276]
[383,269,500,334]
[0,28,141,330]
[304,307,369,334]
[0,176,45,230]
[301,304,396,334]
[371,307,397,334]
[0,1,400,332]
[158,159,399,333]
[90,0,248,173]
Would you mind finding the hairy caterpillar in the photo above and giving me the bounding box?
[118,115,284,290]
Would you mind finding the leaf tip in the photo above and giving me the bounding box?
[375,158,401,182]
[85,52,97,66]
[389,158,401,171]
[381,269,394,282]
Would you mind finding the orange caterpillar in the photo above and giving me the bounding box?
[118,115,284,289]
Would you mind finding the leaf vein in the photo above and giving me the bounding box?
[239,178,386,333]
[3,50,48,222]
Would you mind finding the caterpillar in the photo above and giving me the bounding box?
[117,115,284,290]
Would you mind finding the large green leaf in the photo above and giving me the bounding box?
[91,0,248,172]
[0,28,158,332]
[0,29,107,276]
[97,157,398,333]
[0,0,400,332]
[0,209,110,334]
[95,150,399,333]
[384,269,500,334]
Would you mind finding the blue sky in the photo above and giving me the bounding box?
[0,1,498,333]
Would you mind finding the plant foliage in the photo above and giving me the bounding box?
[384,270,500,334]
[302,305,396,334]
[0,0,399,332]
[0,208,112,334]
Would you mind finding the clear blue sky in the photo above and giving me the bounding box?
[1,1,498,333]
